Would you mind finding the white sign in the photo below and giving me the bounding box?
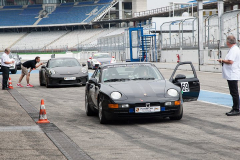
[181,82,190,92]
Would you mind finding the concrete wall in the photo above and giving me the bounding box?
[132,0,147,14]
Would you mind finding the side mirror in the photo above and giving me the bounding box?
[41,65,46,69]
[89,78,98,85]
[175,74,186,81]
[82,63,86,67]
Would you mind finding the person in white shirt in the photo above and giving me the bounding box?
[1,48,15,90]
[218,36,240,116]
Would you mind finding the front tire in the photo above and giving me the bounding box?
[169,107,183,120]
[98,100,108,124]
[45,77,50,88]
[85,95,95,116]
[11,66,17,74]
[39,75,45,86]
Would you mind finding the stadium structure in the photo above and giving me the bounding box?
[1,0,240,71]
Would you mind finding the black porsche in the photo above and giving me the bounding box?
[85,62,200,124]
[39,57,88,87]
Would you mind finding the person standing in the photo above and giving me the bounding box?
[17,56,43,87]
[1,48,15,90]
[218,35,240,116]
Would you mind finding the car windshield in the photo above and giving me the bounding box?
[93,54,111,59]
[48,59,80,68]
[102,64,164,83]
[9,53,17,59]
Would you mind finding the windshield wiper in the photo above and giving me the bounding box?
[104,78,130,82]
[132,77,155,80]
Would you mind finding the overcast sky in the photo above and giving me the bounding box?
[147,0,192,10]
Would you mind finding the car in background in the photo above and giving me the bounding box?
[9,53,22,70]
[85,62,200,124]
[0,52,18,74]
[39,57,88,88]
[88,53,116,70]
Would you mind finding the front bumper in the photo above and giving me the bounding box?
[0,65,16,72]
[103,102,183,120]
[48,75,88,86]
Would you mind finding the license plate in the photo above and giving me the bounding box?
[64,77,76,80]
[135,106,161,113]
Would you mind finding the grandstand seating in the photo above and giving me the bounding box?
[0,0,115,27]
[97,0,114,4]
[77,1,94,5]
[3,5,22,9]
[12,31,68,50]
[84,4,110,23]
[39,1,114,25]
[47,29,105,49]
[0,7,41,26]
[39,5,96,25]
[0,33,26,50]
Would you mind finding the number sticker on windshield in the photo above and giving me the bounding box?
[181,82,190,92]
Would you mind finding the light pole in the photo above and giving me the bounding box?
[197,0,204,71]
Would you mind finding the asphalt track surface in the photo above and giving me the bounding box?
[3,68,240,160]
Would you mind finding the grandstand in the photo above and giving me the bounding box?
[0,0,117,27]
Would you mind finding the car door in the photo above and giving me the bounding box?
[169,62,200,102]
[89,69,101,108]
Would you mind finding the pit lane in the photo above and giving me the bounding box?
[7,68,240,160]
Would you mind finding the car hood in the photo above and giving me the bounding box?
[109,80,166,98]
[101,80,181,102]
[96,58,112,63]
[51,66,81,75]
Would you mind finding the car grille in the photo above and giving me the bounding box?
[132,102,162,107]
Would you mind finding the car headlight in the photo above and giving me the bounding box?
[49,69,56,75]
[81,67,88,73]
[167,89,179,97]
[111,92,122,99]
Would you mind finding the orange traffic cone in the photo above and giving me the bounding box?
[37,99,50,124]
[8,77,13,89]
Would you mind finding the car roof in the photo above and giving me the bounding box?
[50,57,77,60]
[101,62,153,68]
[93,53,109,55]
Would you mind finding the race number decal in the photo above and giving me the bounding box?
[181,82,190,92]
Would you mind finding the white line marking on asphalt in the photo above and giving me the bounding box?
[0,126,42,132]
[198,100,231,108]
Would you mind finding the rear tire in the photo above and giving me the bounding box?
[85,95,95,116]
[98,100,108,124]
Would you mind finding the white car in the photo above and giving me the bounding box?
[0,53,18,74]
[88,53,116,70]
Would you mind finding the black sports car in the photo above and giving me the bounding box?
[39,57,88,88]
[85,62,200,124]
